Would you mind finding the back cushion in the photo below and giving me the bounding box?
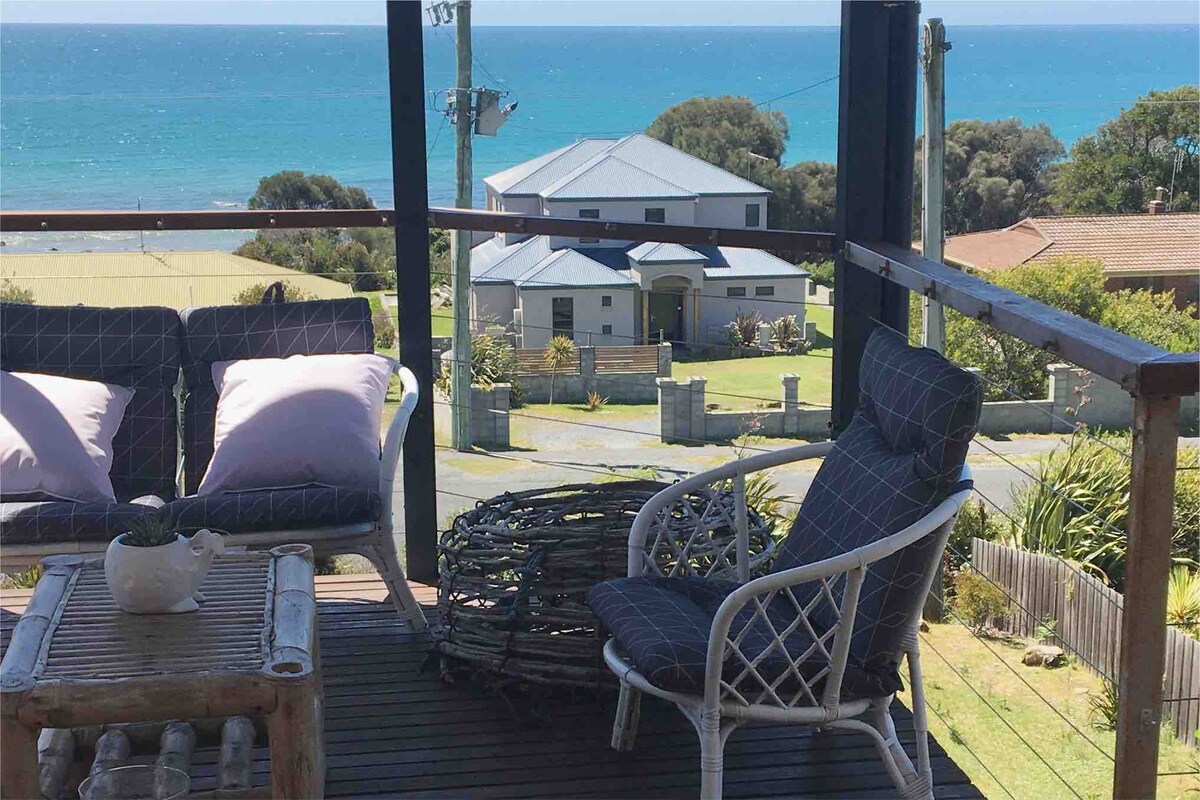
[179,298,374,493]
[0,303,182,501]
[774,328,981,673]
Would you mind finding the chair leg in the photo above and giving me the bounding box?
[904,642,936,800]
[866,700,929,800]
[362,536,427,632]
[611,680,642,751]
[698,710,726,800]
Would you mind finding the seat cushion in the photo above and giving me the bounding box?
[0,501,155,545]
[179,299,374,493]
[163,487,382,534]
[587,576,899,701]
[0,304,183,501]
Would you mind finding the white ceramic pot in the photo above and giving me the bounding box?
[104,529,225,614]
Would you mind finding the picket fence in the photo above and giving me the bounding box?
[972,538,1198,747]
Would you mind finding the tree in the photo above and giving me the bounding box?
[543,335,576,405]
[941,256,1198,400]
[1052,86,1199,213]
[0,279,34,304]
[232,280,316,305]
[646,96,836,251]
[914,119,1065,235]
[248,171,374,211]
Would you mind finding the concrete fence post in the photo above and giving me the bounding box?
[1047,363,1076,432]
[781,374,800,436]
[688,378,707,442]
[578,345,596,397]
[657,342,673,377]
[657,378,678,443]
[757,322,773,350]
[803,321,817,344]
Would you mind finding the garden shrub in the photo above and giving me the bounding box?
[950,567,1008,635]
[434,333,523,404]
[372,307,396,351]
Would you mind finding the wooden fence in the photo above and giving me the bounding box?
[514,349,578,376]
[594,345,660,374]
[972,538,1198,746]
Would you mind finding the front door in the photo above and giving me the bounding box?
[648,291,684,344]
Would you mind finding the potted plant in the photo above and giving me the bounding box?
[104,515,225,614]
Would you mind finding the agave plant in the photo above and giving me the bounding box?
[585,391,608,412]
[1166,566,1200,636]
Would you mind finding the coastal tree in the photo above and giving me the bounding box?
[646,96,836,250]
[1051,85,1200,213]
[248,171,374,211]
[913,118,1065,235]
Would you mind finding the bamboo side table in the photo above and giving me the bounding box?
[0,544,323,800]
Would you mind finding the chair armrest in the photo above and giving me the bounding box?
[626,441,834,580]
[379,363,420,530]
[702,473,972,710]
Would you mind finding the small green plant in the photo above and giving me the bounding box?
[231,279,316,306]
[3,564,43,589]
[0,278,34,304]
[434,333,522,400]
[949,567,1008,635]
[947,499,1006,574]
[1166,566,1200,637]
[122,515,182,548]
[726,311,764,352]
[585,391,608,412]
[1088,679,1120,732]
[372,307,396,351]
[543,335,577,405]
[1034,617,1059,644]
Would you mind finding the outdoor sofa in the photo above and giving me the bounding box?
[0,298,425,630]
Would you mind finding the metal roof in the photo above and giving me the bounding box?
[485,134,769,199]
[540,155,697,201]
[699,246,811,279]
[628,242,709,264]
[0,250,354,309]
[514,248,638,289]
[486,139,617,196]
[470,235,553,283]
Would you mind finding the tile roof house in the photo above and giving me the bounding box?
[935,211,1200,310]
[471,134,809,348]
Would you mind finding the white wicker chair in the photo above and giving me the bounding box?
[589,328,982,800]
[598,445,970,799]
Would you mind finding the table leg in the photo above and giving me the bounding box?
[267,677,324,799]
[1,717,38,800]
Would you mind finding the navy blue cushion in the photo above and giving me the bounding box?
[178,298,374,493]
[0,303,182,501]
[163,487,381,533]
[0,501,156,545]
[587,576,897,699]
[773,328,981,681]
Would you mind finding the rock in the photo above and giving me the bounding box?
[919,621,930,633]
[1023,644,1066,668]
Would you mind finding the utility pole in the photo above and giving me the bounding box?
[921,18,950,624]
[920,18,949,355]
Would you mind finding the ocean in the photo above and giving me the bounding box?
[1,22,1197,252]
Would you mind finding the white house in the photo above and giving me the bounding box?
[470,134,808,348]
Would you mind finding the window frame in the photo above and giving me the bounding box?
[601,324,613,335]
[644,207,666,224]
[726,286,746,298]
[755,285,775,297]
[551,296,575,339]
[744,203,761,228]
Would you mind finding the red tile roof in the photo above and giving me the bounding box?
[939,213,1200,276]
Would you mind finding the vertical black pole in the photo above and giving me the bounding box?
[387,1,438,584]
[831,0,919,433]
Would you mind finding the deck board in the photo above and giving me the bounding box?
[0,575,980,798]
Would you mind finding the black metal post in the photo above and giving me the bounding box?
[831,0,920,432]
[386,1,438,584]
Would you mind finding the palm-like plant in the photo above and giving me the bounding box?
[1166,566,1200,636]
[543,335,576,405]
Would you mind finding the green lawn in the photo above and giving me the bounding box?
[673,304,834,410]
[917,623,1199,799]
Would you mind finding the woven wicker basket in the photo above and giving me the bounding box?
[435,480,774,689]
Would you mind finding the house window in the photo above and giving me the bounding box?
[644,207,665,224]
[808,281,818,296]
[601,295,612,307]
[579,209,600,243]
[726,287,746,298]
[1125,276,1164,293]
[755,286,775,297]
[745,203,761,227]
[602,324,613,335]
[552,297,574,338]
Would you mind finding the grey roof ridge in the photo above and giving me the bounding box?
[512,247,576,286]
[500,138,621,195]
[609,134,771,195]
[538,150,698,199]
[630,241,706,262]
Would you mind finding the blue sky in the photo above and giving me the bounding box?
[2,0,1197,27]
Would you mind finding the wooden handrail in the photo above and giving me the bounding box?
[0,208,835,254]
[845,240,1200,397]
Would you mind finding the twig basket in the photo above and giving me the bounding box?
[435,480,774,689]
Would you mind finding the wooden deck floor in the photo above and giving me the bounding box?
[1,575,981,799]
